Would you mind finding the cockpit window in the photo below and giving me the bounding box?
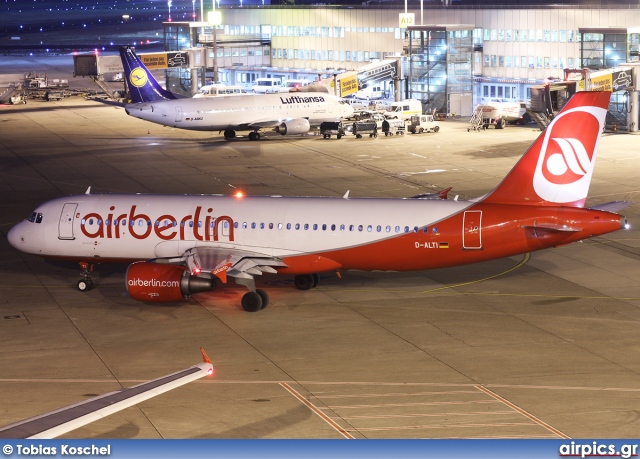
[27,212,43,223]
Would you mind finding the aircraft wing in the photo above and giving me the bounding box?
[0,349,213,439]
[179,247,287,284]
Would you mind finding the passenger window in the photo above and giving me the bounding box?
[251,222,256,229]
[313,224,318,230]
[278,223,283,230]
[295,223,300,230]
[376,225,381,232]
[322,224,327,231]
[189,221,194,228]
[269,223,273,229]
[89,219,94,225]
[386,225,391,232]
[331,224,336,231]
[286,223,291,230]
[349,225,354,231]
[340,224,345,231]
[304,223,309,230]
[432,227,438,233]
[367,225,372,232]
[234,222,239,229]
[404,226,410,232]
[243,222,248,229]
[114,220,118,226]
[122,220,127,226]
[395,226,400,233]
[414,226,419,233]
[423,227,428,233]
[260,223,265,229]
[197,221,202,228]
[358,225,363,231]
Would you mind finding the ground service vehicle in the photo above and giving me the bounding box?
[408,114,440,134]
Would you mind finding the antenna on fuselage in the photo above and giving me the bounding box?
[85,186,91,195]
[343,190,350,200]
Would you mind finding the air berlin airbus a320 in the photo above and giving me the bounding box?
[8,91,630,311]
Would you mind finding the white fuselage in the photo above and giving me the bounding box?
[125,93,353,131]
[8,194,472,270]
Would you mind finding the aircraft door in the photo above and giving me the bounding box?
[58,203,78,240]
[462,210,482,249]
[175,106,183,122]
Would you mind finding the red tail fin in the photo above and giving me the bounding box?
[482,91,610,207]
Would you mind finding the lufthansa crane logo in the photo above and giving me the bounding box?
[129,67,148,88]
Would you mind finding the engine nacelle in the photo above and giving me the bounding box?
[276,118,310,136]
[126,262,215,303]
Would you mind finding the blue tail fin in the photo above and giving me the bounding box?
[119,46,178,103]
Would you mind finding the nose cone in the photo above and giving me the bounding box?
[7,223,23,250]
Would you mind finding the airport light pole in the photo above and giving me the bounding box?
[208,9,222,84]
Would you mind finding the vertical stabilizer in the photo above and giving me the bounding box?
[482,91,610,208]
[119,46,178,103]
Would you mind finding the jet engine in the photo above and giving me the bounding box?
[126,262,215,303]
[276,118,310,135]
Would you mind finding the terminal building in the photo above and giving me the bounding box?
[159,5,640,124]
[72,5,640,128]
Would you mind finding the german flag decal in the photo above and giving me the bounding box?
[439,242,449,248]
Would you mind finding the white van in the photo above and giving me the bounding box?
[194,84,247,98]
[251,78,283,94]
[386,99,422,120]
[353,85,384,100]
[279,79,308,92]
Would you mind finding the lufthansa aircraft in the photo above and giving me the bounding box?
[7,91,630,311]
[118,47,353,140]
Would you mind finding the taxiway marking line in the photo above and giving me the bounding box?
[280,382,355,439]
[475,385,569,439]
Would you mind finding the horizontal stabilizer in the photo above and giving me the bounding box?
[91,99,126,108]
[589,201,633,213]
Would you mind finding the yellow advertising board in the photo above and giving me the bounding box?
[590,74,613,92]
[140,53,169,70]
[339,72,358,97]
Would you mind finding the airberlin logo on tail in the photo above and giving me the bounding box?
[532,104,606,204]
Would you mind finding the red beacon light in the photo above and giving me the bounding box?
[235,191,244,198]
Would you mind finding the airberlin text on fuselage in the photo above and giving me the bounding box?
[80,205,235,242]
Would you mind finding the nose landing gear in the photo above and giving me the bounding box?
[77,262,94,291]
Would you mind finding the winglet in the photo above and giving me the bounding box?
[343,190,350,200]
[437,187,452,200]
[85,186,91,195]
[200,347,212,365]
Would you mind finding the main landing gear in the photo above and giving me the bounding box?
[248,131,261,141]
[237,274,320,312]
[77,262,94,292]
[293,274,320,290]
[235,276,270,312]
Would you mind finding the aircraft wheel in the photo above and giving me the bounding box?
[337,134,342,139]
[224,129,236,139]
[77,279,93,292]
[419,128,424,134]
[294,274,314,290]
[356,134,362,139]
[256,289,269,309]
[311,273,320,288]
[241,291,263,312]
[434,126,440,133]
